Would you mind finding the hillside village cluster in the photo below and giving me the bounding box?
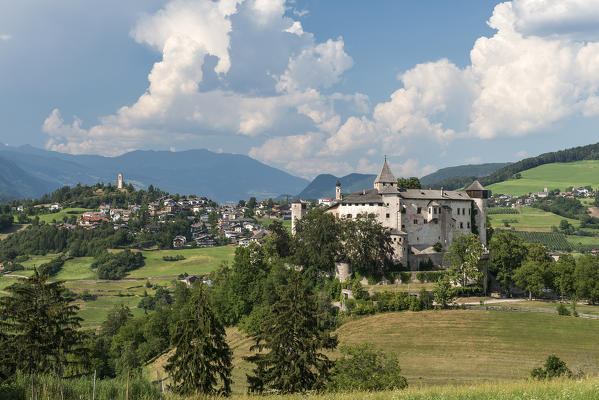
[12,174,296,250]
[491,186,596,207]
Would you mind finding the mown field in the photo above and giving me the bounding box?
[335,311,599,387]
[488,160,599,196]
[148,310,599,395]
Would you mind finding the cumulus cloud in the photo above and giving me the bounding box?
[44,0,355,160]
[42,0,599,179]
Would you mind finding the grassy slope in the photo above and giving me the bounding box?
[335,311,599,387]
[36,207,93,223]
[488,160,599,196]
[127,246,235,278]
[488,206,581,232]
[149,310,599,396]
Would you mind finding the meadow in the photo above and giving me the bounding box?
[36,207,93,223]
[144,310,599,396]
[488,160,599,196]
[488,206,581,232]
[127,246,235,278]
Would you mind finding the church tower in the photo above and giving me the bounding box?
[335,181,342,201]
[117,173,124,190]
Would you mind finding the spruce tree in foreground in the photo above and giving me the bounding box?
[166,283,232,396]
[245,271,338,394]
[0,267,84,379]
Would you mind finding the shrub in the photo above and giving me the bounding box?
[531,355,572,380]
[399,271,411,284]
[416,271,425,282]
[556,303,571,316]
[433,242,443,252]
[328,344,408,392]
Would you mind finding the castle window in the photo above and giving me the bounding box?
[467,222,470,228]
[402,224,405,229]
[413,219,418,224]
[457,208,460,215]
[460,222,464,229]
[401,208,406,214]
[386,213,390,218]
[417,207,421,214]
[468,208,471,215]
[424,220,428,224]
[463,208,466,215]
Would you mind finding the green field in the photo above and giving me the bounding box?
[257,217,292,233]
[488,160,599,196]
[488,206,581,232]
[54,257,96,280]
[335,310,599,387]
[37,207,93,223]
[127,246,235,278]
[149,310,599,395]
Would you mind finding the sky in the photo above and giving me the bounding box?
[3,0,599,179]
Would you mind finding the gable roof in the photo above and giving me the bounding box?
[374,160,396,184]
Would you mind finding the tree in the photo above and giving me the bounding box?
[550,254,576,300]
[327,344,407,392]
[513,260,546,300]
[445,234,484,287]
[294,208,342,272]
[166,284,232,396]
[489,231,528,295]
[341,214,394,277]
[433,275,454,308]
[247,197,257,210]
[245,272,338,394]
[0,268,85,380]
[531,355,572,380]
[397,177,421,189]
[574,255,599,304]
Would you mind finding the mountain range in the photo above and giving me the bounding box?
[0,145,309,203]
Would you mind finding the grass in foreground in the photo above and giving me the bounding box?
[487,160,599,196]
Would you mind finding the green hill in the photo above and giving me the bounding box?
[488,160,599,196]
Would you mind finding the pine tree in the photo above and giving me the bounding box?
[166,284,232,396]
[245,272,338,394]
[0,268,84,379]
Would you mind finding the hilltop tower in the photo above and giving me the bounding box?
[117,173,124,189]
[335,181,342,201]
[466,180,489,245]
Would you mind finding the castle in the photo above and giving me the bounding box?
[291,160,488,269]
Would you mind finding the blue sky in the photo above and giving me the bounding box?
[2,0,599,179]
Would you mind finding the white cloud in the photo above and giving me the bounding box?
[275,38,353,92]
[0,34,11,41]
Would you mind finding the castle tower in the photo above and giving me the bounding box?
[466,180,489,245]
[117,173,124,189]
[335,181,342,201]
[374,159,397,192]
[291,201,308,235]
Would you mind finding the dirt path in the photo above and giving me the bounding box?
[588,207,599,218]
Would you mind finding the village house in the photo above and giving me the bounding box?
[172,235,187,248]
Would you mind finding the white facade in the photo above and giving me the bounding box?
[292,160,488,269]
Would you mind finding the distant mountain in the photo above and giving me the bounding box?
[0,146,309,203]
[419,163,510,187]
[0,155,56,201]
[298,173,376,200]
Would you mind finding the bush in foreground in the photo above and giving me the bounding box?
[531,355,572,380]
[327,344,407,392]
